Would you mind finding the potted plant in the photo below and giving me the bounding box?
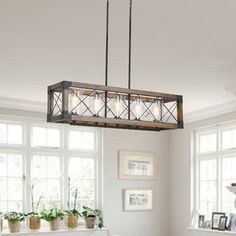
[4,212,25,233]
[40,207,64,231]
[64,187,81,228]
[26,185,43,230]
[82,206,104,229]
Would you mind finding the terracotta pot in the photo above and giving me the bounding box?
[85,216,96,229]
[66,215,79,228]
[49,218,60,231]
[8,221,20,233]
[28,216,41,230]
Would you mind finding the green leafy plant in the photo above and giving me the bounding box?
[4,212,25,223]
[39,208,64,222]
[82,206,104,229]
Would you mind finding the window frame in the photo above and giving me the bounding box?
[0,115,102,213]
[193,122,236,219]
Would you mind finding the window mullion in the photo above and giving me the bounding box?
[216,127,221,212]
[25,123,31,213]
[61,126,66,210]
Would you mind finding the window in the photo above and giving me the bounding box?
[0,118,100,213]
[0,152,24,212]
[31,155,61,208]
[194,124,236,219]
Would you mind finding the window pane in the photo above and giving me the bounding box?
[82,180,95,200]
[8,154,23,177]
[32,127,60,148]
[199,133,217,153]
[47,128,60,148]
[222,157,236,180]
[222,201,235,214]
[8,178,23,200]
[222,157,236,213]
[199,159,217,219]
[0,153,7,176]
[222,128,236,150]
[200,180,217,201]
[31,155,61,205]
[8,124,23,145]
[68,158,82,178]
[47,156,60,178]
[200,159,217,180]
[0,152,23,212]
[8,201,22,212]
[32,156,47,178]
[0,201,7,212]
[0,124,7,143]
[32,127,46,147]
[68,155,96,211]
[70,179,82,200]
[68,130,95,150]
[82,159,95,179]
[32,178,47,201]
[83,132,95,150]
[47,179,60,200]
[0,178,7,200]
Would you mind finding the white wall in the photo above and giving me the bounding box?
[103,128,170,236]
[169,111,236,236]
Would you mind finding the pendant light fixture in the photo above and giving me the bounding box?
[47,0,184,131]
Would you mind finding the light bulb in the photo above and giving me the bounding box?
[153,100,162,121]
[134,99,142,119]
[114,95,121,118]
[70,93,78,114]
[93,93,101,116]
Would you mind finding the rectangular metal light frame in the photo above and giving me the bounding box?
[47,81,184,131]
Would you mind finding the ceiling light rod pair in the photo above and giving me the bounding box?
[47,0,184,131]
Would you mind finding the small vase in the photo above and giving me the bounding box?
[49,218,60,231]
[85,216,96,229]
[66,215,79,228]
[28,216,41,230]
[8,221,20,233]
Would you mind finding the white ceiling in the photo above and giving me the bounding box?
[1,0,236,116]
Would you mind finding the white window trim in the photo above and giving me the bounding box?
[192,121,236,221]
[0,114,102,213]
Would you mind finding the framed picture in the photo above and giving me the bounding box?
[198,215,205,228]
[119,151,156,180]
[212,212,226,230]
[218,216,228,231]
[123,189,153,211]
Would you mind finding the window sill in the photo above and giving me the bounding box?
[187,227,236,235]
[1,227,109,236]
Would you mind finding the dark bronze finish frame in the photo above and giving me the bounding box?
[47,81,184,131]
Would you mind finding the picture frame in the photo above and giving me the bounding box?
[212,212,226,230]
[218,216,228,231]
[198,215,205,228]
[123,189,153,211]
[119,150,156,180]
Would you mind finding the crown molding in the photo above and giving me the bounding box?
[0,96,46,113]
[185,100,236,124]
